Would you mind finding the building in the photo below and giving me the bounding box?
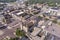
[0,22,6,29]
[44,33,60,40]
[22,21,34,32]
[45,7,60,16]
[0,15,4,22]
[44,23,60,39]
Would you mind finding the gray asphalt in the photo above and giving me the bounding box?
[0,20,21,40]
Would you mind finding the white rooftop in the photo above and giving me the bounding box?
[41,26,45,29]
[31,27,41,36]
[17,12,24,15]
[48,21,52,26]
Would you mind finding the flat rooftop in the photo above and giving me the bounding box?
[44,23,60,37]
[31,27,41,36]
[7,20,20,27]
[45,33,60,40]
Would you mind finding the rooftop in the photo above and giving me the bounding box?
[16,11,24,16]
[44,23,60,37]
[0,22,4,28]
[45,33,60,40]
[31,27,41,36]
[23,21,34,27]
[51,7,59,10]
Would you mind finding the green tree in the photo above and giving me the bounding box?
[9,37,19,40]
[52,19,57,23]
[28,0,60,5]
[43,14,46,17]
[16,28,25,37]
[45,18,49,21]
[38,16,43,19]
[0,0,16,3]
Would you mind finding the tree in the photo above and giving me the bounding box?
[2,18,6,23]
[45,18,49,21]
[28,0,45,4]
[38,16,43,19]
[9,37,19,40]
[43,14,46,17]
[16,28,25,37]
[0,0,16,3]
[58,22,60,25]
[24,1,29,6]
[52,19,57,23]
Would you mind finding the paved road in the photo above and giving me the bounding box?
[0,6,49,40]
[44,23,60,38]
[0,20,22,40]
